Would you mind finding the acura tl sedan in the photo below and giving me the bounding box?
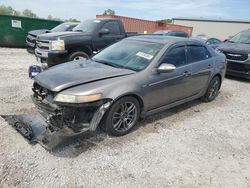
[31,35,226,146]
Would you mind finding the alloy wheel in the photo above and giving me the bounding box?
[208,78,220,100]
[112,102,137,132]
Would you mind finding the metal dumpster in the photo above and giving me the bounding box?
[0,15,62,48]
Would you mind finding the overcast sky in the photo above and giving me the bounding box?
[1,0,250,21]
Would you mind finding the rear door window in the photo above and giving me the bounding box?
[101,21,121,35]
[161,46,186,67]
[168,32,188,38]
[212,39,221,44]
[187,45,211,63]
[206,38,221,45]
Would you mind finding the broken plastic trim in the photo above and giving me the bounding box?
[89,101,112,131]
[13,121,33,141]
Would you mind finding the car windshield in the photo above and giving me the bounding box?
[228,30,250,44]
[72,19,101,33]
[51,23,75,32]
[92,40,163,71]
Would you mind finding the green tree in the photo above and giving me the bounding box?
[156,19,173,24]
[22,9,38,18]
[103,9,115,15]
[47,15,62,21]
[64,18,80,22]
[47,15,53,20]
[0,5,20,16]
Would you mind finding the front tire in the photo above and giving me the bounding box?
[201,76,221,102]
[68,51,89,61]
[104,97,140,136]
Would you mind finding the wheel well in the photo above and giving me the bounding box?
[69,46,92,57]
[213,74,222,89]
[114,94,144,111]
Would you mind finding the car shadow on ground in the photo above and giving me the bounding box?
[51,99,205,158]
[0,98,208,158]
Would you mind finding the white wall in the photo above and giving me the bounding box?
[173,20,250,40]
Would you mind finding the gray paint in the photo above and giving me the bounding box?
[34,36,226,116]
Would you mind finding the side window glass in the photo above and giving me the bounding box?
[206,39,213,45]
[162,46,186,67]
[187,46,211,63]
[102,21,121,35]
[214,39,221,44]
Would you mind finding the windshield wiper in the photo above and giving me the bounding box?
[93,58,138,71]
[228,40,250,44]
[93,59,122,68]
[240,42,250,44]
[73,30,83,32]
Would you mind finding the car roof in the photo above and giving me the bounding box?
[63,22,79,25]
[127,35,202,45]
[192,36,207,42]
[91,18,121,22]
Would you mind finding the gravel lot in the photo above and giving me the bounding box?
[0,47,250,188]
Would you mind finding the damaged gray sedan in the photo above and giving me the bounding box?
[30,35,226,148]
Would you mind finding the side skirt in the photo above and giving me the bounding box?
[146,92,204,116]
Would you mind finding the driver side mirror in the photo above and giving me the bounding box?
[157,63,176,73]
[99,28,110,36]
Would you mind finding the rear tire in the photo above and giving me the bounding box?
[68,51,89,61]
[104,97,140,136]
[201,76,221,102]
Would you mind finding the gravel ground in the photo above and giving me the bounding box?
[0,47,250,188]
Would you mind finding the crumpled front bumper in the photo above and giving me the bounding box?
[10,95,112,149]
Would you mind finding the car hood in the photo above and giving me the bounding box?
[218,41,250,54]
[37,31,89,41]
[28,29,50,37]
[34,60,136,92]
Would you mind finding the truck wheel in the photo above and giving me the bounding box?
[201,76,221,102]
[68,51,89,61]
[104,97,140,136]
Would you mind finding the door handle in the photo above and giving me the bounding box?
[208,64,212,68]
[183,71,191,77]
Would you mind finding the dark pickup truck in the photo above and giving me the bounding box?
[26,22,78,54]
[218,29,250,79]
[35,19,135,68]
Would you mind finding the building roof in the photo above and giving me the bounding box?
[173,17,250,24]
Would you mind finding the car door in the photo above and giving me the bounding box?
[144,44,193,110]
[187,45,213,94]
[94,21,125,51]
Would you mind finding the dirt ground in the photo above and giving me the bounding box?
[0,47,250,188]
